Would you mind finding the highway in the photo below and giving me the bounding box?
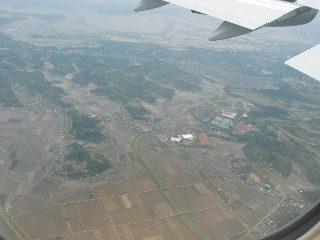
[0,146,16,240]
[0,219,14,240]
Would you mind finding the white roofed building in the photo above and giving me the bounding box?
[170,137,181,143]
[181,134,194,141]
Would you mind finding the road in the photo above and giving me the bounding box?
[0,146,19,240]
[0,222,14,240]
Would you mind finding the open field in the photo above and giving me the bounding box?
[12,178,197,240]
[133,137,248,239]
[2,130,249,240]
[0,69,295,240]
[0,62,285,240]
[1,5,315,237]
[0,110,66,239]
[0,110,64,210]
[187,206,246,238]
[171,146,283,229]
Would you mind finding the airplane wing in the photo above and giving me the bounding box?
[135,0,306,30]
[285,44,320,81]
[135,0,320,81]
[285,1,320,81]
[146,0,300,30]
[135,0,318,40]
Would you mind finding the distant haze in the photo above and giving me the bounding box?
[4,0,185,14]
[1,0,319,43]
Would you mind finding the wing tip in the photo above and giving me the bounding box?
[134,0,169,12]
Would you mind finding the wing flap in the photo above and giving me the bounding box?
[164,0,301,29]
[209,21,253,41]
[285,44,320,81]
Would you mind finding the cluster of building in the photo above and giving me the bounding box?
[170,134,194,143]
[233,122,255,135]
[251,195,313,239]
[211,116,233,130]
[221,110,237,119]
[211,106,239,130]
[208,104,259,136]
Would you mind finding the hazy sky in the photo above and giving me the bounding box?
[2,0,319,44]
[5,0,185,14]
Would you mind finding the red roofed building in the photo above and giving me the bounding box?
[233,122,251,135]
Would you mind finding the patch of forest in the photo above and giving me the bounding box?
[302,189,320,203]
[227,78,320,185]
[69,110,104,143]
[256,82,320,105]
[238,125,319,184]
[0,33,65,106]
[0,70,22,107]
[62,143,111,179]
[12,70,65,100]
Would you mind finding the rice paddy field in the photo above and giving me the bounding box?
[0,110,282,240]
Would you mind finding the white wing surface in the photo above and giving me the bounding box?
[163,0,300,30]
[285,44,320,81]
[285,1,320,81]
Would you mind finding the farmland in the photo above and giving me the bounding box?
[0,3,319,240]
[5,125,284,240]
[0,106,258,240]
[9,131,245,240]
[0,110,64,209]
